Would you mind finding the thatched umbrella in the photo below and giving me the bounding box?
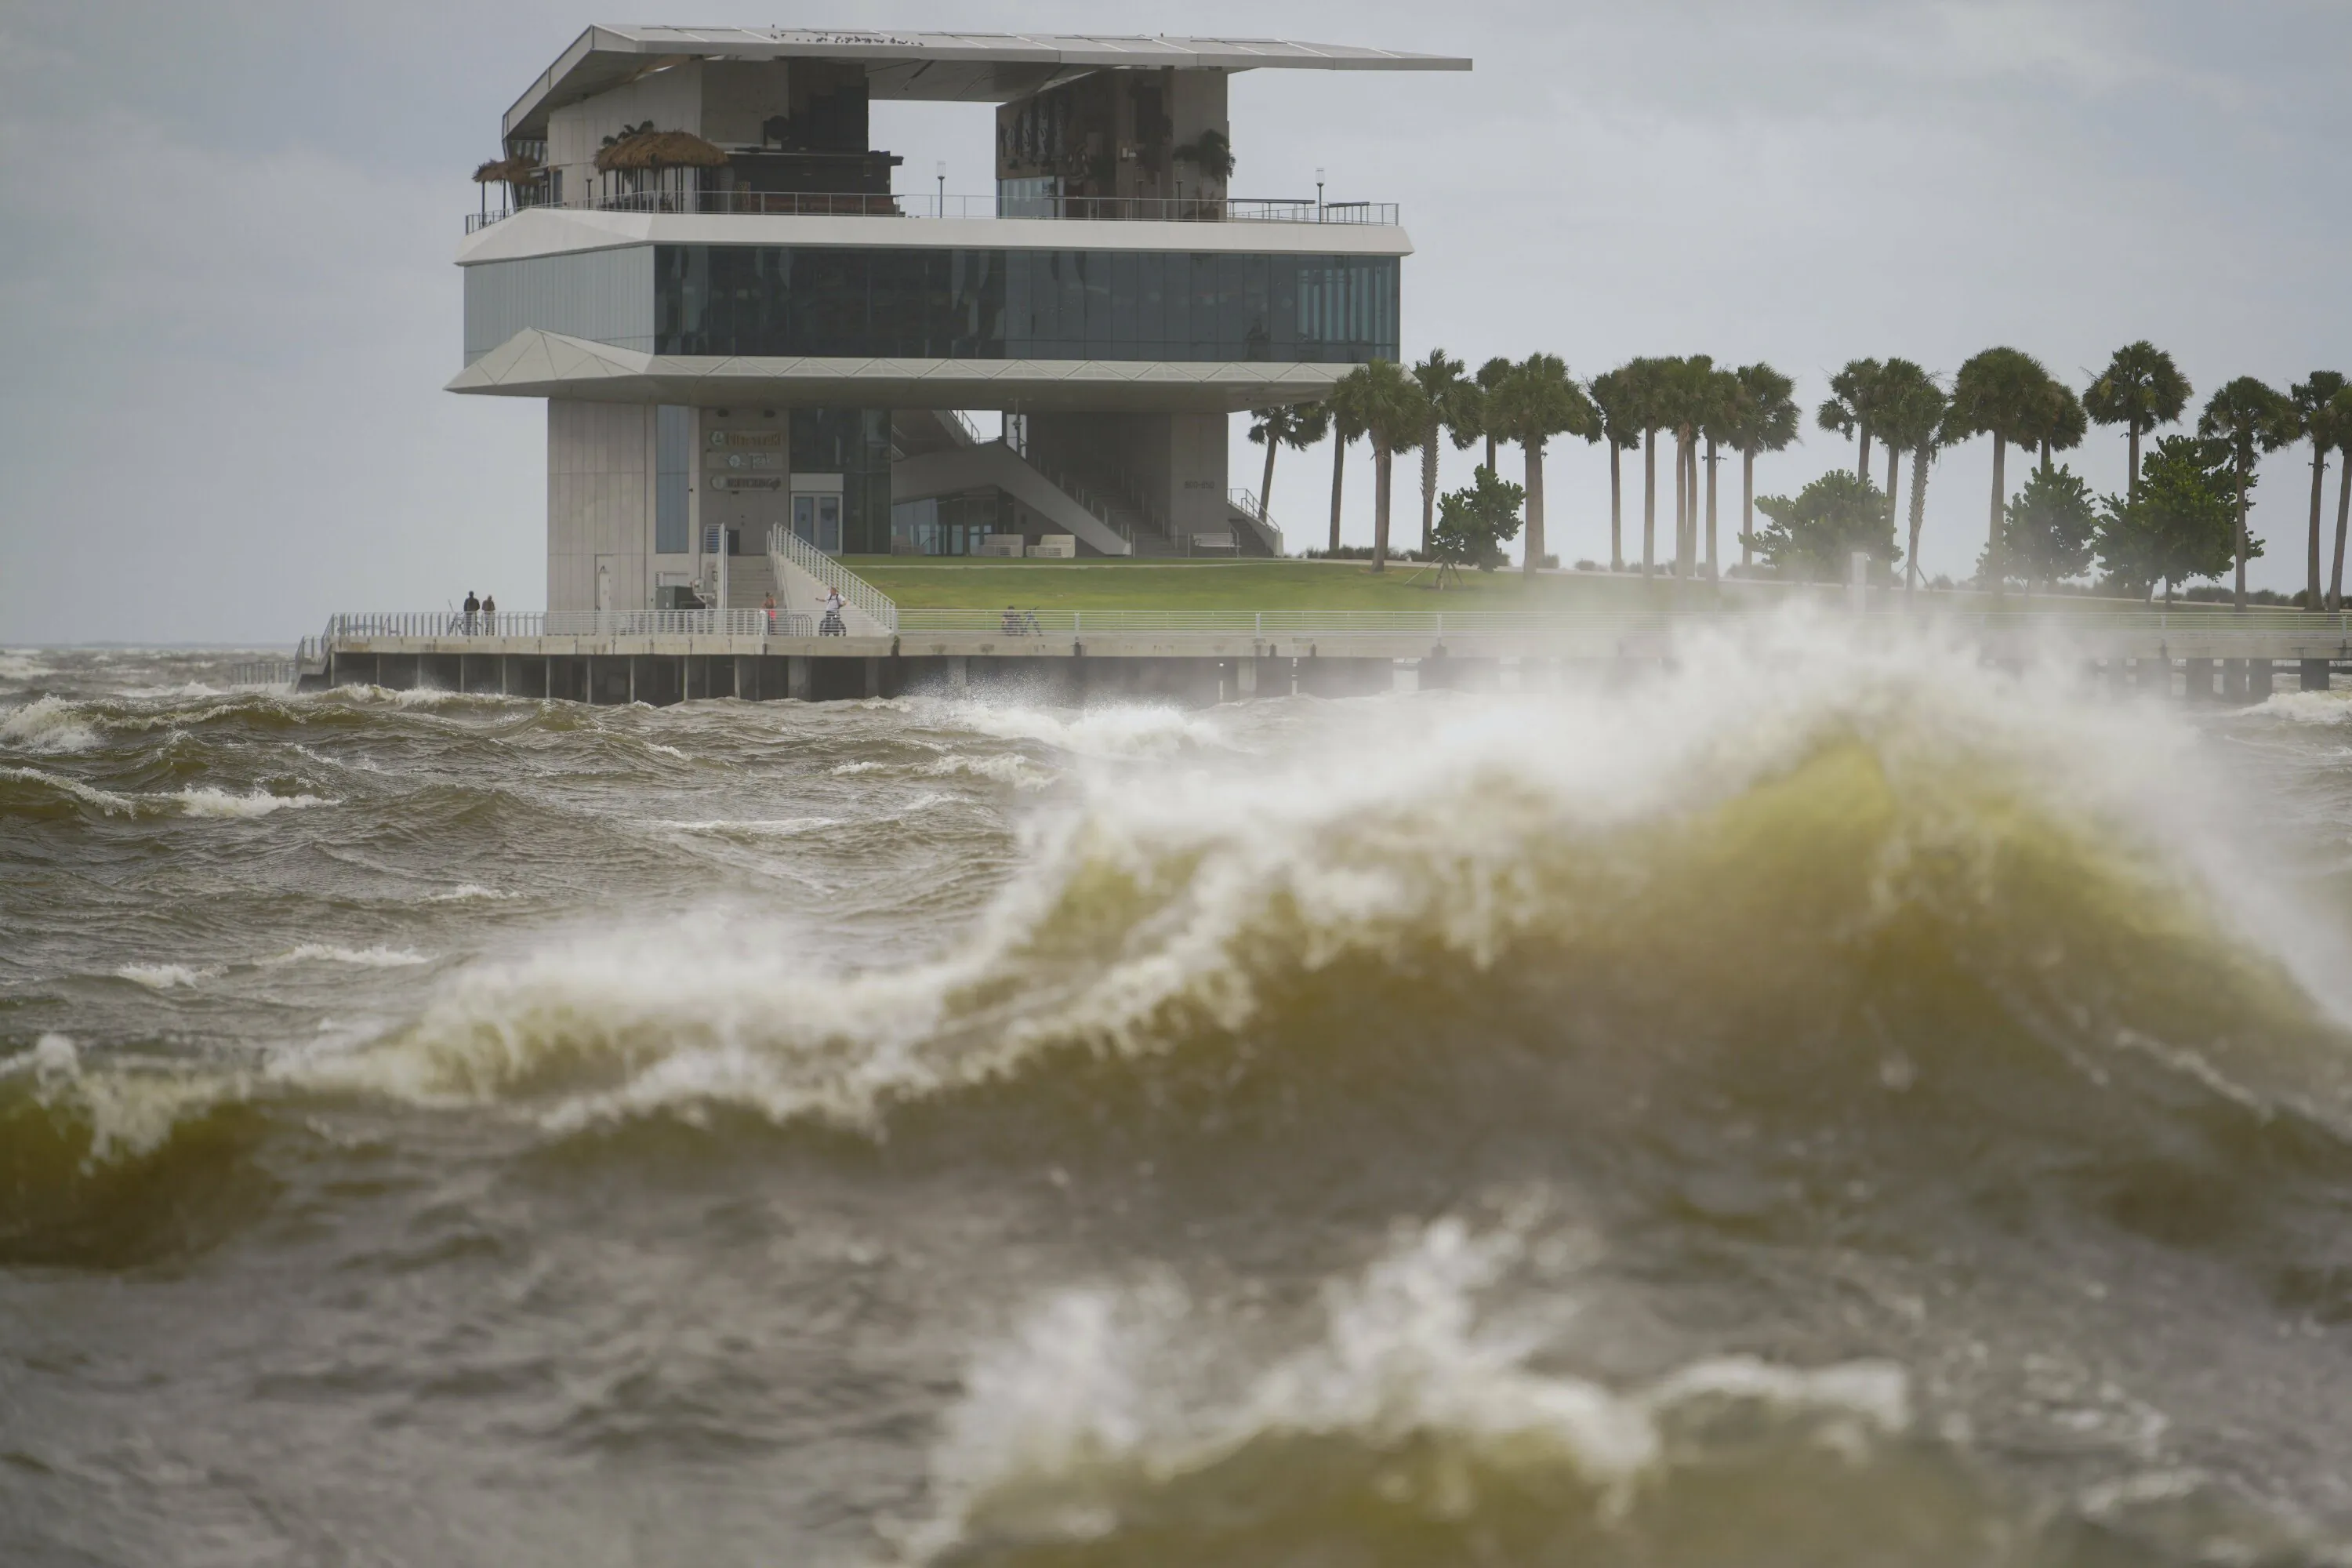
[471,156,543,218]
[593,129,728,174]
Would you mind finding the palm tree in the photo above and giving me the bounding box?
[1247,402,1330,534]
[2199,376,2296,609]
[1323,396,1363,555]
[2034,374,2086,473]
[1621,357,1675,577]
[1871,367,1948,595]
[1818,358,1887,478]
[2290,373,2347,608]
[1409,350,1471,554]
[1696,365,1743,580]
[1869,360,1937,549]
[2331,387,2352,611]
[2082,341,2191,503]
[1723,363,1799,572]
[1332,360,1428,572]
[1488,354,1601,577]
[1473,356,1515,472]
[1586,366,1641,572]
[1947,347,2056,603]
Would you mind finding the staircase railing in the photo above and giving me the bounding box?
[1227,488,1286,557]
[768,525,899,633]
[986,440,1139,551]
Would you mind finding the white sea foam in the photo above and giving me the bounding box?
[172,786,339,818]
[9,1033,245,1166]
[261,944,430,969]
[0,696,100,753]
[646,742,691,760]
[2247,689,2352,724]
[421,884,513,903]
[924,753,1059,789]
[0,652,55,685]
[948,699,1232,760]
[115,962,224,989]
[906,1217,1910,1557]
[830,760,885,775]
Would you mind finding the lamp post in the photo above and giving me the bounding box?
[1316,166,1325,223]
[935,160,946,216]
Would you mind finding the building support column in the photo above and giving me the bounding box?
[2183,657,2214,700]
[948,655,968,691]
[2250,659,2275,700]
[2302,658,2332,692]
[788,656,812,701]
[866,658,883,699]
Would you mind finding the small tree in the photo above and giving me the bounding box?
[1744,470,1898,581]
[1428,465,1526,583]
[1994,465,2098,593]
[2092,435,2247,603]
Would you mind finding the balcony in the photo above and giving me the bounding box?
[464,191,1400,235]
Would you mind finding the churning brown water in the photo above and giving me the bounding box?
[7,618,2352,1566]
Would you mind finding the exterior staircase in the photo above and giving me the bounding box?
[767,526,897,636]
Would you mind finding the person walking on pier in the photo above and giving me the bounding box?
[462,590,480,634]
[481,592,496,631]
[762,590,778,633]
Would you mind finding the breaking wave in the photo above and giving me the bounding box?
[898,1217,1973,1566]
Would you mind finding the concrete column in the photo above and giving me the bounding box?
[2302,659,2332,692]
[1236,659,1258,699]
[788,656,812,701]
[948,655,968,691]
[2249,659,2274,699]
[2221,658,2249,700]
[865,658,883,699]
[2183,657,2214,700]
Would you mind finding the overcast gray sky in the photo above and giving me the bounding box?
[4,0,2347,644]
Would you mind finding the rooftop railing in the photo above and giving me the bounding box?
[466,191,1399,234]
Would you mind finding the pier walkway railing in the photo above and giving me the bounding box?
[326,609,811,639]
[767,529,899,633]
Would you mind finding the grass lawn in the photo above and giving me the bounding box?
[835,557,2172,615]
[840,558,1700,612]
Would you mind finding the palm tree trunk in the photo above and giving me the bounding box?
[1671,433,1687,576]
[1684,438,1699,575]
[1259,437,1279,528]
[1987,438,2006,604]
[1373,441,1392,573]
[1857,422,1872,482]
[1420,426,1439,554]
[1609,445,1624,572]
[2308,443,2327,609]
[2234,452,2251,610]
[1328,435,1346,554]
[1704,438,1719,579]
[1884,443,1900,529]
[2333,456,2351,612]
[2127,424,2143,503]
[1523,438,1546,578]
[1906,443,1929,597]
[1484,434,1497,472]
[1741,449,1755,569]
[1642,430,1657,577]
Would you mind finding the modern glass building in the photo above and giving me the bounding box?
[448,26,1467,610]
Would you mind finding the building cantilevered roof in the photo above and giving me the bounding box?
[503,25,1472,139]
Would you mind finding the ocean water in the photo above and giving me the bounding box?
[5,622,2352,1566]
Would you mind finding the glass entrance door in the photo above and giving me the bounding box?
[791,492,843,554]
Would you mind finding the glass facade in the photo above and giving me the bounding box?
[466,243,1399,365]
[790,408,894,554]
[652,245,1397,362]
[891,490,1006,556]
[463,245,654,363]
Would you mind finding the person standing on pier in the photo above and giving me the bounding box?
[481,592,496,632]
[462,590,480,634]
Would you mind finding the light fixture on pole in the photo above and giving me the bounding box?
[1316,166,1325,222]
[935,159,946,215]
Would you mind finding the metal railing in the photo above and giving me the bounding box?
[326,609,799,639]
[1006,444,1142,550]
[1226,488,1285,557]
[228,659,296,687]
[767,527,899,633]
[466,191,1399,231]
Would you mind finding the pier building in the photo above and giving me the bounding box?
[452,25,1468,619]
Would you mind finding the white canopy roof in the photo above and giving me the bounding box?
[505,24,1472,139]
